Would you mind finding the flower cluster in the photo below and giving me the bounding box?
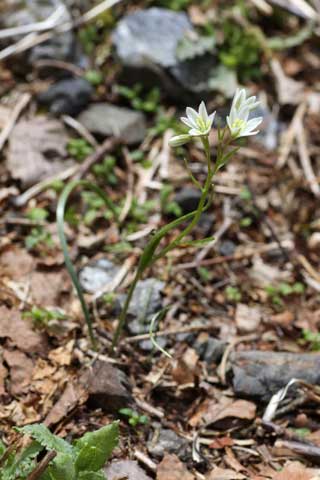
[169,88,263,147]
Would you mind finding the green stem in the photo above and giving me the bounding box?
[57,179,117,349]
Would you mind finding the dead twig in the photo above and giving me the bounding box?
[27,451,57,480]
[0,93,31,151]
[75,137,120,180]
[295,119,320,197]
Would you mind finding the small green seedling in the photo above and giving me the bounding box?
[23,306,66,329]
[0,422,119,480]
[67,139,93,161]
[265,282,305,307]
[301,329,320,351]
[119,408,148,427]
[116,84,161,113]
[225,285,242,302]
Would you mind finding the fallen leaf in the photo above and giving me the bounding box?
[105,460,152,480]
[209,437,234,449]
[203,399,256,426]
[274,461,320,480]
[7,116,74,187]
[157,454,194,480]
[235,304,262,333]
[0,306,47,354]
[206,467,246,479]
[172,347,199,385]
[271,59,305,105]
[48,340,74,366]
[45,381,86,427]
[0,361,8,396]
[3,349,33,396]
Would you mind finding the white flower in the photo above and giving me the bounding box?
[181,101,215,137]
[168,133,191,147]
[227,88,263,139]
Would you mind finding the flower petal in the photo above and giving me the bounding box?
[199,101,209,123]
[181,117,195,129]
[245,116,263,131]
[186,107,199,125]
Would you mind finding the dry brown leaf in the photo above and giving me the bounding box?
[7,116,74,187]
[3,349,33,396]
[0,306,47,354]
[172,347,199,385]
[209,437,234,449]
[235,304,262,333]
[0,361,8,396]
[157,454,194,480]
[105,460,152,480]
[48,340,74,366]
[206,467,246,479]
[203,399,256,426]
[45,382,87,427]
[274,461,320,480]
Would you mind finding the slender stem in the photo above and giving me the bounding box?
[111,271,140,350]
[154,136,213,261]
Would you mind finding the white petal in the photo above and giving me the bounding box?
[186,107,199,125]
[189,128,201,136]
[181,117,196,129]
[246,116,263,131]
[199,101,208,123]
[208,111,216,124]
[239,129,259,137]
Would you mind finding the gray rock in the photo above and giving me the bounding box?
[121,278,165,327]
[79,360,132,412]
[77,103,147,144]
[79,258,120,294]
[194,335,226,363]
[1,0,76,70]
[37,78,93,116]
[174,187,201,214]
[218,240,236,257]
[112,8,217,99]
[148,427,189,459]
[104,460,151,480]
[113,7,191,68]
[231,350,320,402]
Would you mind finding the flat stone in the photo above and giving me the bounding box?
[113,8,191,68]
[104,460,152,480]
[231,350,320,401]
[37,78,92,116]
[121,278,165,327]
[194,334,226,364]
[148,427,189,459]
[77,103,146,144]
[79,258,120,294]
[112,8,218,99]
[79,360,132,412]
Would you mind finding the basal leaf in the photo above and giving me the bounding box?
[39,453,76,480]
[17,424,73,456]
[78,470,106,480]
[74,423,119,472]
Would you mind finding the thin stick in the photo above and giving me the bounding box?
[0,5,65,39]
[295,119,320,197]
[75,137,120,179]
[0,93,31,151]
[124,324,217,343]
[27,451,56,480]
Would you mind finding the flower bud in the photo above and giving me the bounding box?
[168,134,191,147]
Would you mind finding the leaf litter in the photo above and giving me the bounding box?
[1,0,320,478]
